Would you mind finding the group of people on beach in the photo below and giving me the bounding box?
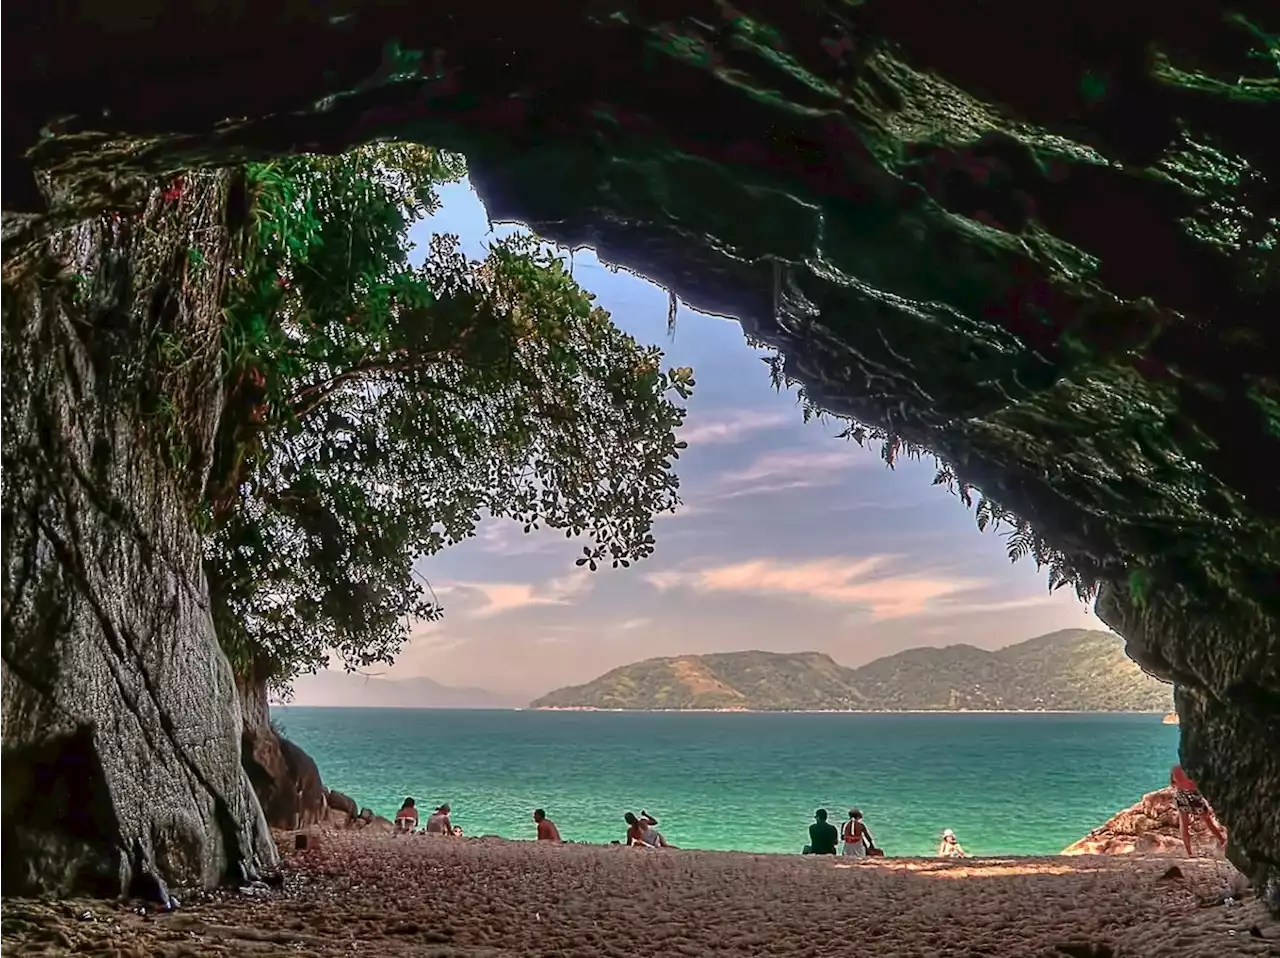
[392,798,464,837]
[801,808,967,860]
[385,763,1223,861]
[391,799,668,849]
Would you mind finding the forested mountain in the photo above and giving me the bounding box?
[531,630,1173,712]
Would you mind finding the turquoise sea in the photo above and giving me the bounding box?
[273,708,1178,858]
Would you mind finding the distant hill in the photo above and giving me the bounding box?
[285,671,518,709]
[529,630,1173,712]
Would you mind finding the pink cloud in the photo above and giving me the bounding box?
[678,410,789,446]
[474,519,565,557]
[436,571,593,619]
[708,447,872,501]
[646,556,988,620]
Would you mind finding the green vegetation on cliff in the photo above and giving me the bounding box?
[531,630,1173,712]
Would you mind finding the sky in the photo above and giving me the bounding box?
[291,176,1108,705]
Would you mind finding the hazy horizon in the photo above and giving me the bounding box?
[295,174,1109,706]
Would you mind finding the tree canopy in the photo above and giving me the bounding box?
[205,144,694,688]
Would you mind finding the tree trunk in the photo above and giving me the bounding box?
[1,171,277,897]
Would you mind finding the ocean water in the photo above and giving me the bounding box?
[272,708,1179,858]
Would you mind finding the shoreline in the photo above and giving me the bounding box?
[529,706,1170,714]
[276,704,1171,714]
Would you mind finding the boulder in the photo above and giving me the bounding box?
[367,816,395,834]
[237,672,328,831]
[1063,787,1225,858]
[0,171,277,896]
[325,808,354,830]
[240,729,329,831]
[358,808,374,824]
[328,790,359,819]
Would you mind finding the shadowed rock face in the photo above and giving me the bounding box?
[238,673,330,832]
[2,1,1277,906]
[1,171,278,896]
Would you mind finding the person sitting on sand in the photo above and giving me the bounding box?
[842,808,874,859]
[1170,764,1227,856]
[425,804,452,834]
[804,809,839,856]
[937,828,968,858]
[394,797,419,833]
[451,825,464,837]
[534,809,562,842]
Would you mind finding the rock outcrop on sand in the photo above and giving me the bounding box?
[238,676,329,832]
[3,2,1277,909]
[1063,788,1226,858]
[1,172,277,896]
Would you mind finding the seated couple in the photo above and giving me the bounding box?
[625,811,674,848]
[396,799,462,836]
[804,808,880,858]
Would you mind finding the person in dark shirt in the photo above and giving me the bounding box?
[806,808,839,855]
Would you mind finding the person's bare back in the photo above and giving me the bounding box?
[534,808,561,841]
[425,804,452,834]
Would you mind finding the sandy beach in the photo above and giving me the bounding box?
[3,832,1275,957]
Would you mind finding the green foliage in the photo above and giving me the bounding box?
[532,631,1173,712]
[207,143,693,687]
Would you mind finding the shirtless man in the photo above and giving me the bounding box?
[1170,764,1227,856]
[425,803,452,834]
[534,808,562,842]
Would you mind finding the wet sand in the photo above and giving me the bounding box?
[3,832,1275,957]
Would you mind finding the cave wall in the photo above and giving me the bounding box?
[1098,585,1280,909]
[0,171,277,896]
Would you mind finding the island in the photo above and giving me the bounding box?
[531,629,1174,712]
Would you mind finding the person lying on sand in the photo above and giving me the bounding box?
[1170,764,1227,856]
[639,811,675,848]
[425,804,452,834]
[624,812,652,847]
[842,808,875,859]
[394,797,419,833]
[804,809,839,856]
[451,825,464,837]
[937,828,968,858]
[534,809,562,842]
[623,812,669,848]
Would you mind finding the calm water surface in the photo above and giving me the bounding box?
[272,708,1178,857]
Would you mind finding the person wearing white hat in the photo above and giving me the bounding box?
[937,828,969,858]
